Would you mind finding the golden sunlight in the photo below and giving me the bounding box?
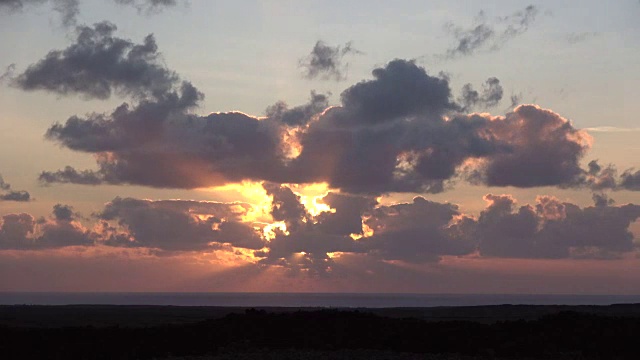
[262,221,289,241]
[286,182,334,217]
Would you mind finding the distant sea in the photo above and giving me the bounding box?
[2,293,640,307]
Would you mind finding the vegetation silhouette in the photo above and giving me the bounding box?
[1,307,639,359]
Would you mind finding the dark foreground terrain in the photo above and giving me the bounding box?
[2,304,640,359]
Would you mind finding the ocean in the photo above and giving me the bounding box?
[2,292,640,307]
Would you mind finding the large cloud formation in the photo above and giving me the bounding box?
[32,27,593,195]
[3,191,637,276]
[0,198,264,252]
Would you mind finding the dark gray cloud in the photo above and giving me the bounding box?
[0,64,15,83]
[360,197,477,263]
[97,197,264,251]
[263,183,310,232]
[0,196,265,252]
[620,169,640,191]
[0,174,31,202]
[443,5,539,59]
[465,105,591,188]
[255,185,640,272]
[39,166,104,185]
[41,104,284,188]
[265,91,329,127]
[578,160,640,192]
[459,77,504,111]
[508,93,522,110]
[39,58,594,194]
[14,22,181,100]
[299,41,360,81]
[2,190,639,270]
[476,194,640,259]
[256,186,474,273]
[0,204,93,250]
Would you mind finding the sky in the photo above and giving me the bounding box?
[1,0,640,293]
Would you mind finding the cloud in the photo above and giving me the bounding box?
[256,186,468,272]
[265,91,329,127]
[566,32,598,45]
[257,186,640,272]
[0,0,79,26]
[0,174,31,202]
[0,0,179,26]
[459,77,504,111]
[465,105,591,188]
[14,22,182,100]
[2,190,639,271]
[299,41,360,81]
[113,0,179,13]
[97,197,265,251]
[443,5,539,59]
[39,58,594,194]
[360,197,477,263]
[0,204,93,250]
[508,93,522,110]
[0,197,264,252]
[0,64,15,83]
[476,194,640,259]
[585,126,640,133]
[579,160,640,192]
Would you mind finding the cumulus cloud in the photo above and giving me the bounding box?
[14,22,181,100]
[476,194,640,259]
[579,160,640,192]
[299,41,360,81]
[0,197,264,252]
[0,204,92,250]
[38,57,595,194]
[0,174,31,202]
[2,190,639,272]
[97,197,265,251]
[265,91,329,127]
[256,185,640,273]
[465,105,591,188]
[257,186,470,273]
[443,5,539,59]
[360,197,477,263]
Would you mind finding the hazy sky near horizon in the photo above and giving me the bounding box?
[1,0,640,293]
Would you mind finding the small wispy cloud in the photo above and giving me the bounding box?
[585,126,640,133]
[299,41,361,81]
[441,5,540,59]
